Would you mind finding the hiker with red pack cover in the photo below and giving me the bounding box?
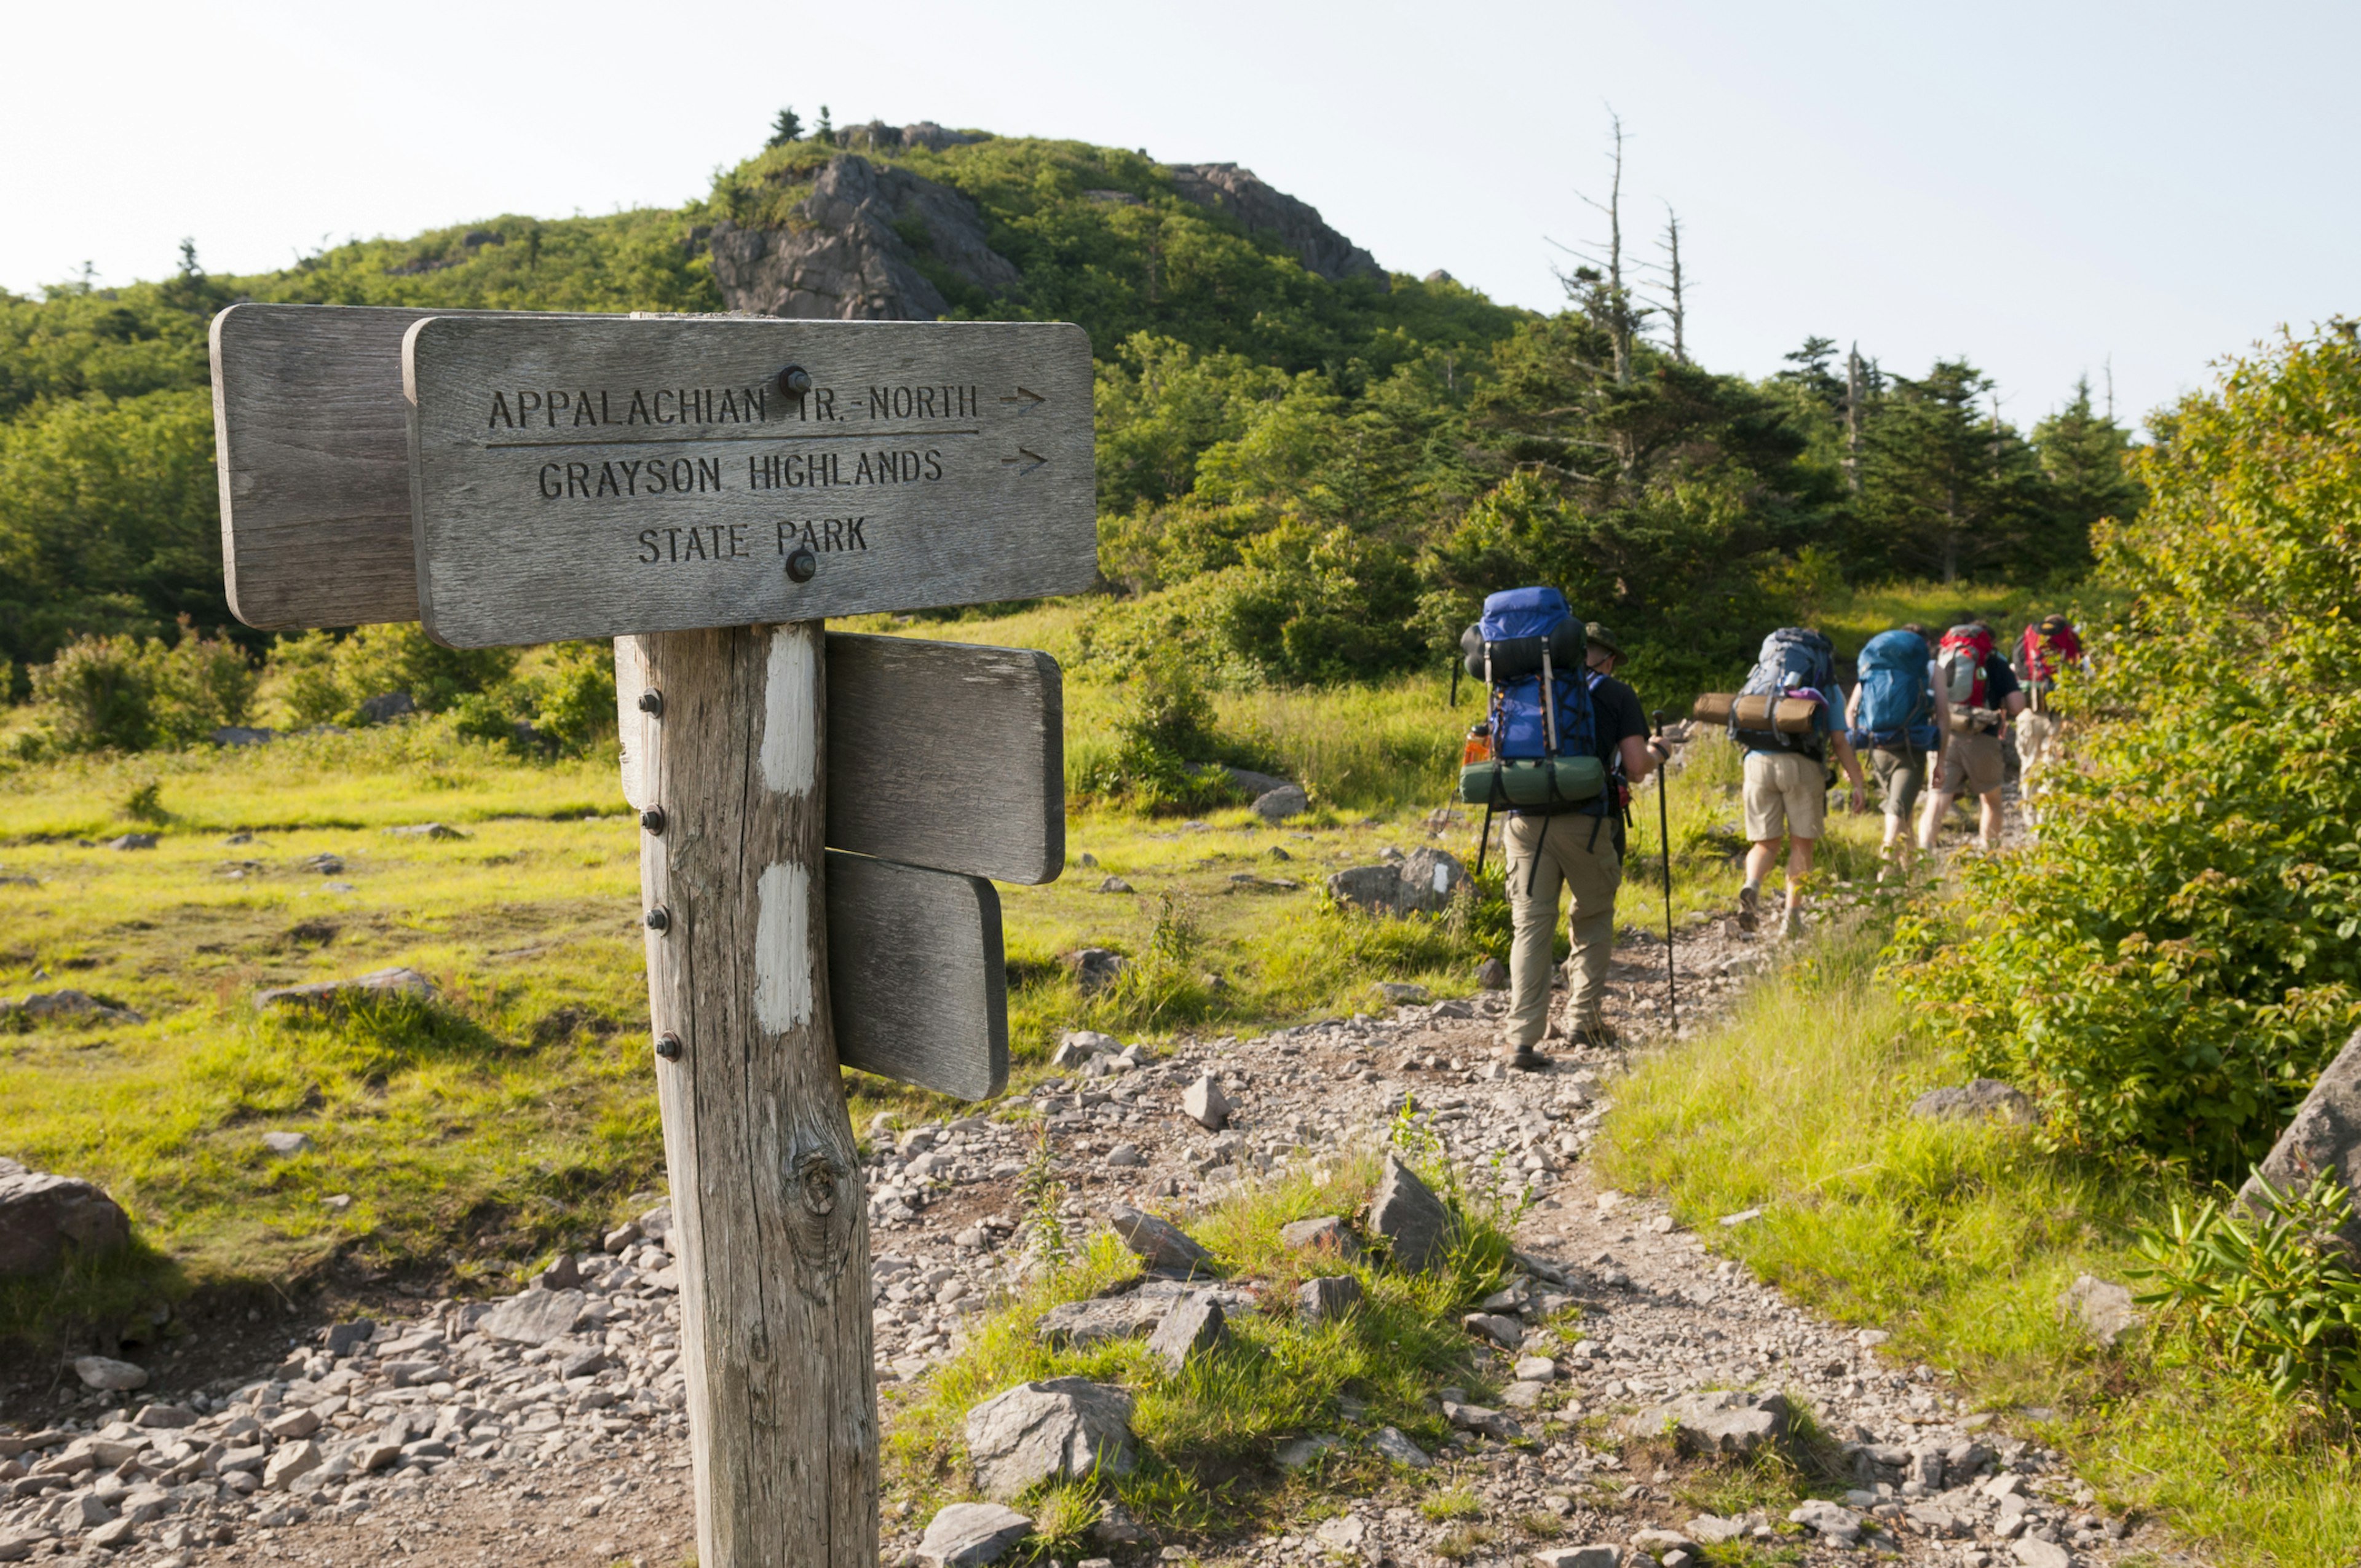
[2014,613,2082,824]
[1916,621,2026,853]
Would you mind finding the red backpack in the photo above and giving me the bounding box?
[1936,624,1996,710]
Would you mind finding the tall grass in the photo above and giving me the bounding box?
[1594,915,2361,1565]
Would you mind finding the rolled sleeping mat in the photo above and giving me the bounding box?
[1691,692,1819,734]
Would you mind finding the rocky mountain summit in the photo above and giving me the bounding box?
[709,125,1388,322]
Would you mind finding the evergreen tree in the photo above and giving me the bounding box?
[815,105,835,146]
[1774,336,1846,420]
[766,106,803,148]
[2033,376,2146,555]
[1857,360,2050,583]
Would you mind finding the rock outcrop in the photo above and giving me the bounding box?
[2240,1023,2361,1257]
[1165,163,1385,285]
[709,154,1019,321]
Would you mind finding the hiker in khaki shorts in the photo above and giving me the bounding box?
[1918,621,2028,853]
[1728,628,1867,940]
[1739,719,1866,940]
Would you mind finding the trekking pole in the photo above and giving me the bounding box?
[1651,709,1677,1032]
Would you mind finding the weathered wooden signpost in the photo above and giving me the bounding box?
[211,303,1096,1565]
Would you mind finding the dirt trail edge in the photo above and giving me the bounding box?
[0,923,2170,1568]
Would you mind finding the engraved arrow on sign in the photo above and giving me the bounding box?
[1001,447,1048,473]
[999,386,1047,409]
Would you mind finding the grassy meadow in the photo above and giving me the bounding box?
[0,587,1949,1348]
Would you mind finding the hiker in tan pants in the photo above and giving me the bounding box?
[1498,623,1663,1068]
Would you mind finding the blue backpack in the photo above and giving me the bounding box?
[1731,627,1837,755]
[1455,587,1605,814]
[1853,628,1934,750]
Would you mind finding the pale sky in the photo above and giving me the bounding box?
[6,0,2352,432]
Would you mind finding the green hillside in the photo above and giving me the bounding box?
[0,120,2136,723]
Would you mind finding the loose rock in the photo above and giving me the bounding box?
[71,1355,148,1391]
[1368,1154,1452,1274]
[1106,1205,1214,1275]
[1182,1074,1232,1132]
[256,967,435,1011]
[1296,1274,1361,1322]
[1910,1078,2042,1125]
[1625,1389,1789,1456]
[1144,1291,1227,1371]
[917,1502,1034,1568]
[964,1377,1137,1500]
[2060,1274,2138,1347]
[481,1287,587,1345]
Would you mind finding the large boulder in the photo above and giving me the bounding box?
[1369,1154,1452,1274]
[1327,849,1467,916]
[2240,1024,2361,1257]
[0,1159,130,1275]
[709,154,1020,321]
[965,1377,1137,1500]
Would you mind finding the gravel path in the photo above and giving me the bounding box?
[0,913,2174,1568]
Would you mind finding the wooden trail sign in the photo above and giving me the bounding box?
[213,303,1092,1567]
[623,630,1064,888]
[403,313,1095,647]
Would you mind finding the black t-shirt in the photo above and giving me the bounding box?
[1589,674,1650,760]
[1977,654,2022,705]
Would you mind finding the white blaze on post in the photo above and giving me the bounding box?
[755,862,814,1031]
[761,625,818,797]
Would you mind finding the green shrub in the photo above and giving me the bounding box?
[268,624,520,727]
[2132,1170,2361,1414]
[28,621,256,751]
[1078,652,1245,813]
[1891,325,2361,1180]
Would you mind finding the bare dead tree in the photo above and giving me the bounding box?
[1639,205,1688,363]
[1544,108,1641,385]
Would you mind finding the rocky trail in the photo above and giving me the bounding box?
[1,899,2173,1568]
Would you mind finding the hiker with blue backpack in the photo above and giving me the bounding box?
[1845,624,1952,876]
[1456,592,1663,1070]
[1729,628,1867,940]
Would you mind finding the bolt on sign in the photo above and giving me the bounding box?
[210,304,1093,1567]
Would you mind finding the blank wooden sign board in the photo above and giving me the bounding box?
[208,303,1091,1568]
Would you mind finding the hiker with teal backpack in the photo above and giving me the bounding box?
[1456,592,1661,1071]
[1730,628,1867,940]
[1844,624,1951,877]
[1915,620,2026,853]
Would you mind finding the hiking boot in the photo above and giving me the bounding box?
[1569,1022,1621,1050]
[1507,1049,1548,1073]
[1778,909,1805,942]
[1737,883,1762,933]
